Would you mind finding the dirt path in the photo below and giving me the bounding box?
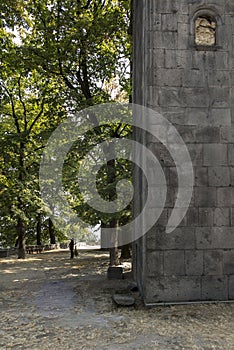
[0,250,233,349]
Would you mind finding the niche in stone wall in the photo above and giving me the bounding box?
[191,9,222,49]
[195,15,216,46]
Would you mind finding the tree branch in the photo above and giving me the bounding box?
[55,0,78,92]
[0,82,21,134]
[28,99,45,133]
[17,76,28,131]
[82,0,92,10]
[76,55,92,100]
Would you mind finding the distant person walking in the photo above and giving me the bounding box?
[69,238,74,259]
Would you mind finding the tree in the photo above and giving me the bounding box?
[23,0,132,265]
[0,0,132,263]
[0,42,67,256]
[21,0,131,105]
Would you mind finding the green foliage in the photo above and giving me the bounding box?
[21,0,131,106]
[0,67,67,246]
[62,122,132,228]
[0,0,132,249]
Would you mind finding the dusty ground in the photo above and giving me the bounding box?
[0,250,233,350]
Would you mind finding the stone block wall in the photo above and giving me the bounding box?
[133,0,234,303]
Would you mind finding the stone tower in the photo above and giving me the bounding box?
[133,0,234,304]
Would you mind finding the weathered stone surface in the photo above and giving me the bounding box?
[213,208,230,226]
[223,251,234,274]
[186,108,209,126]
[209,86,230,108]
[112,294,135,306]
[194,167,208,187]
[208,167,230,187]
[164,250,185,276]
[210,108,231,126]
[208,71,231,87]
[187,144,203,165]
[162,13,178,32]
[178,22,189,49]
[181,88,210,108]
[185,250,203,276]
[195,127,220,143]
[157,68,182,87]
[107,267,123,280]
[220,127,234,143]
[228,276,234,299]
[201,276,228,301]
[127,282,139,292]
[175,125,196,143]
[217,188,234,207]
[146,251,164,276]
[198,208,214,226]
[231,208,234,225]
[146,227,196,250]
[177,50,192,68]
[159,87,182,107]
[195,188,216,207]
[196,227,234,249]
[203,144,227,166]
[204,250,223,275]
[133,0,234,304]
[182,69,205,87]
[228,144,234,165]
[145,276,201,303]
[186,208,199,226]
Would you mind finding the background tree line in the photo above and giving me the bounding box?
[0,0,132,263]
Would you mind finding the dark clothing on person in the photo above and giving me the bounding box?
[69,239,74,259]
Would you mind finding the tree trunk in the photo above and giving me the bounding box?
[109,247,119,266]
[36,213,42,245]
[109,218,119,266]
[61,58,120,265]
[17,218,26,259]
[118,1,133,263]
[120,243,132,260]
[106,144,119,266]
[49,218,56,244]
[17,140,26,259]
